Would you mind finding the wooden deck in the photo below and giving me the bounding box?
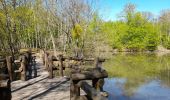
[11,58,70,100]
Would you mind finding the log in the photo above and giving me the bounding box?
[44,52,49,70]
[41,50,45,65]
[25,51,32,79]
[48,55,53,79]
[58,55,64,77]
[6,56,13,81]
[32,56,37,78]
[23,51,32,62]
[70,80,80,99]
[71,68,108,81]
[52,56,105,62]
[92,78,104,91]
[20,55,27,81]
[78,81,107,100]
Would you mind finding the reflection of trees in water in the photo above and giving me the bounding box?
[104,53,170,96]
[158,54,170,87]
[159,70,170,87]
[123,78,147,96]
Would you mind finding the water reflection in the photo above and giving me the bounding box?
[103,53,170,100]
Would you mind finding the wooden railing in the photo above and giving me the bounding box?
[15,51,36,81]
[43,52,105,79]
[0,56,13,100]
[0,78,11,100]
[70,67,108,100]
[0,51,35,81]
[0,51,36,100]
[0,56,14,81]
[42,51,108,100]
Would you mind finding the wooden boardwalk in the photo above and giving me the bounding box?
[11,58,70,100]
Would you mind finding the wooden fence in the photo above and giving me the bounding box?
[70,63,108,100]
[42,52,108,100]
[15,51,35,81]
[0,51,35,100]
[43,52,106,79]
[0,57,13,100]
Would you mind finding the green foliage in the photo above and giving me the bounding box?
[159,10,170,49]
[162,35,170,49]
[71,24,83,40]
[1,1,170,55]
[100,5,159,51]
[101,21,127,50]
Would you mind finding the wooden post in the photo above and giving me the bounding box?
[6,56,13,81]
[94,57,105,68]
[92,78,99,89]
[44,52,48,70]
[78,81,107,100]
[58,54,64,77]
[48,55,53,79]
[93,57,105,91]
[70,80,80,99]
[20,55,27,81]
[0,79,11,100]
[92,78,104,91]
[94,57,99,68]
[33,56,37,78]
[25,51,32,79]
[93,57,100,88]
[42,50,45,65]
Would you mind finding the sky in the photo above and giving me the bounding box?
[95,0,170,21]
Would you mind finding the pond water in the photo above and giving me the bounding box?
[103,53,170,100]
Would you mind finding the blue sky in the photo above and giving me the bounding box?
[95,0,170,21]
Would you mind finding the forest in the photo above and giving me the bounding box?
[0,0,170,57]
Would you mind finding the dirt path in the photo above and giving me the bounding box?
[11,58,70,100]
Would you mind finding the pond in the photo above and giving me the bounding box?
[103,53,170,100]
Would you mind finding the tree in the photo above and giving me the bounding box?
[159,9,170,49]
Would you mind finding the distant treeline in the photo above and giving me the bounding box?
[0,1,170,57]
[98,3,170,52]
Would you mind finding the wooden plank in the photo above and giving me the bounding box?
[52,56,105,62]
[71,68,108,81]
[78,81,107,100]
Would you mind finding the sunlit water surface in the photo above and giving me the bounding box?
[103,53,170,100]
